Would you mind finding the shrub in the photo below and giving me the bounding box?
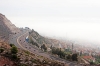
[51,47,66,58]
[12,54,18,60]
[24,50,30,55]
[11,46,18,54]
[67,54,72,60]
[41,44,47,52]
[72,53,78,61]
[10,44,15,47]
[0,48,4,53]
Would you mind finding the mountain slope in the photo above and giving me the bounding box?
[0,13,20,41]
[0,40,66,66]
[28,29,68,49]
[29,29,53,47]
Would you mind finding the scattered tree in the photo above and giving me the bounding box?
[51,47,66,58]
[72,53,78,61]
[0,48,4,53]
[11,46,18,54]
[10,44,15,47]
[41,44,47,52]
[67,54,72,60]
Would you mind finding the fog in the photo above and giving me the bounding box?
[0,0,100,44]
[8,17,100,44]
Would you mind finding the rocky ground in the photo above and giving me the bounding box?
[0,40,67,66]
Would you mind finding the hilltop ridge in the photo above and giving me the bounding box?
[0,13,20,41]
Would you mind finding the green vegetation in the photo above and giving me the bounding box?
[65,49,72,54]
[72,53,78,61]
[89,60,96,65]
[19,64,28,66]
[10,45,18,60]
[31,59,37,63]
[29,37,39,48]
[0,41,65,66]
[94,55,100,64]
[12,54,18,60]
[67,54,72,60]
[95,59,100,64]
[24,50,30,55]
[31,41,39,48]
[10,44,15,47]
[51,47,66,58]
[11,46,18,54]
[51,47,78,61]
[0,48,4,53]
[41,44,47,52]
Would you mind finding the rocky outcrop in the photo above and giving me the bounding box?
[29,29,66,48]
[0,13,20,41]
[29,29,53,47]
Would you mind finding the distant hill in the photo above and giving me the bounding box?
[0,13,20,41]
[28,29,68,49]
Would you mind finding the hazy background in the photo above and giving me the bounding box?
[0,0,100,44]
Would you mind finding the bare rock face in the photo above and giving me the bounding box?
[0,13,20,41]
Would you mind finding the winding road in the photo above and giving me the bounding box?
[9,29,83,66]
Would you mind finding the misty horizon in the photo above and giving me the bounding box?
[10,19,100,45]
[0,0,100,45]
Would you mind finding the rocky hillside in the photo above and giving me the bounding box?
[0,13,20,41]
[28,29,68,49]
[0,40,66,66]
[29,29,53,47]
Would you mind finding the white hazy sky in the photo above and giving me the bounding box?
[0,0,100,44]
